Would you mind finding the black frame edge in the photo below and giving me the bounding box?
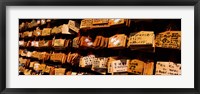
[195,0,200,93]
[0,0,200,94]
[0,0,6,94]
[2,0,199,6]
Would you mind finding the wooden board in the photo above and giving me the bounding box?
[112,59,128,73]
[143,62,154,75]
[155,31,181,49]
[155,61,181,75]
[127,59,144,75]
[128,31,154,46]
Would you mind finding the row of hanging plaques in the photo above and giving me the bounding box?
[20,30,181,50]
